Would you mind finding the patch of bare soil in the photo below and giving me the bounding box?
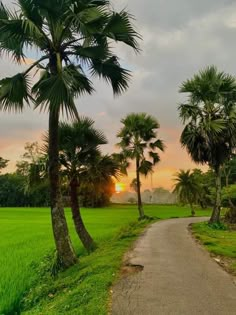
[121,263,144,277]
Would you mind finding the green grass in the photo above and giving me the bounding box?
[0,205,210,315]
[192,222,236,275]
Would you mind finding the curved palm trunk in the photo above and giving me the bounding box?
[49,111,77,268]
[70,177,96,252]
[209,167,222,224]
[136,158,145,219]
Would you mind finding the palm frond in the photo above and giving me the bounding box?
[0,73,31,112]
[32,65,93,118]
[139,159,153,177]
[72,44,110,63]
[103,10,140,51]
[0,2,9,20]
[149,139,165,151]
[91,56,130,95]
[149,151,160,165]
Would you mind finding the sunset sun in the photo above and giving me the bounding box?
[115,183,126,194]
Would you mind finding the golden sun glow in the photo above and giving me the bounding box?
[115,183,126,194]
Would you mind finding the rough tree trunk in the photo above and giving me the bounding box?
[49,111,77,268]
[225,172,236,223]
[225,201,236,223]
[209,167,222,224]
[136,158,145,219]
[70,177,96,252]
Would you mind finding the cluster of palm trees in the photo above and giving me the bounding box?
[0,0,140,268]
[1,0,236,272]
[178,66,236,224]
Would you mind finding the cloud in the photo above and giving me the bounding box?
[0,0,235,188]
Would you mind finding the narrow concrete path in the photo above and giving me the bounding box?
[112,217,236,315]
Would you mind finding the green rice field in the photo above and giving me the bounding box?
[0,205,211,314]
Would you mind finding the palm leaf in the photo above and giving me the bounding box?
[0,73,31,112]
[91,56,130,95]
[72,44,110,63]
[150,139,165,151]
[32,65,93,118]
[149,151,160,164]
[103,10,140,51]
[139,159,153,176]
[0,2,9,20]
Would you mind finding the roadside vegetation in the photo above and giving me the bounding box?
[192,222,236,276]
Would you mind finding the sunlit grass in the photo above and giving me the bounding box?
[0,205,210,314]
[192,222,236,275]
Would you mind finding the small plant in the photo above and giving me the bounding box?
[208,222,227,230]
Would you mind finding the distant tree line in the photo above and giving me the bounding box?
[0,138,117,209]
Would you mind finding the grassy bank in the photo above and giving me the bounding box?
[0,205,210,314]
[192,222,236,276]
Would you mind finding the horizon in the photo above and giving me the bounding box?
[0,0,234,189]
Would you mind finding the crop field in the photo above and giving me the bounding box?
[0,205,211,314]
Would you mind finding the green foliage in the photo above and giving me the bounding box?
[0,173,27,206]
[208,222,227,230]
[78,154,119,207]
[0,156,8,173]
[117,113,165,176]
[0,0,140,115]
[117,113,165,216]
[173,169,200,206]
[15,142,50,207]
[0,205,211,314]
[179,66,236,171]
[222,184,236,205]
[192,222,236,274]
[56,118,120,207]
[78,177,115,208]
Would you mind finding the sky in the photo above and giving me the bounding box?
[1,0,236,190]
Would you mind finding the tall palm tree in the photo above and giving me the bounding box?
[0,0,140,267]
[179,66,236,224]
[58,117,107,252]
[117,113,165,219]
[173,170,200,216]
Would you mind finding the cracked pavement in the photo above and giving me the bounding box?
[112,217,236,315]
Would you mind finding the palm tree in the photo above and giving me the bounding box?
[0,157,8,173]
[117,113,165,219]
[79,153,121,207]
[130,178,139,192]
[179,66,236,224]
[173,170,200,216]
[0,0,140,268]
[58,117,107,252]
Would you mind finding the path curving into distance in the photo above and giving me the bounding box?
[112,217,236,315]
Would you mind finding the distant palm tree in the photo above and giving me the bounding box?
[173,170,199,216]
[130,178,139,192]
[0,0,140,267]
[0,157,8,173]
[117,113,165,219]
[179,66,236,223]
[58,117,107,252]
[79,153,121,207]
